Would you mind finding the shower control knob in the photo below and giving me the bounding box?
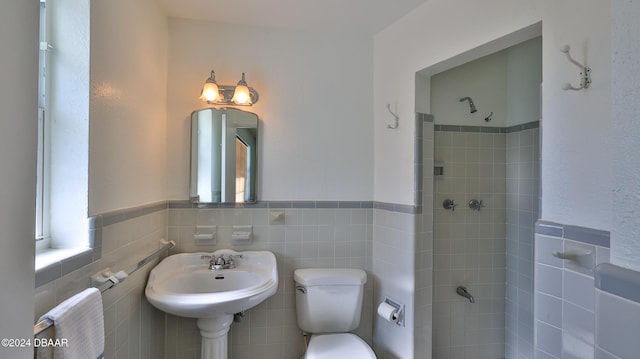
[443,199,457,211]
[468,199,485,211]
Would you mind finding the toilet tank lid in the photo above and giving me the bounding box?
[294,268,367,286]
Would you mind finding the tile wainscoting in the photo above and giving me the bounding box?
[534,221,610,359]
[35,200,425,359]
[594,263,640,359]
[166,202,376,359]
[35,202,168,359]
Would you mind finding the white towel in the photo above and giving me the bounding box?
[36,287,104,359]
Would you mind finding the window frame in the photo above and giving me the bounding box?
[35,0,91,260]
[36,0,51,248]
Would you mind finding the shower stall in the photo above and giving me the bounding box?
[426,37,542,359]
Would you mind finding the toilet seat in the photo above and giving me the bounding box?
[305,333,377,359]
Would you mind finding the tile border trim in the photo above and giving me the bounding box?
[168,200,375,209]
[36,201,167,287]
[418,113,434,122]
[37,198,420,287]
[595,263,640,303]
[373,201,420,214]
[434,120,539,134]
[168,200,420,214]
[535,220,610,248]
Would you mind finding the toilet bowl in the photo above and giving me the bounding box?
[305,333,376,359]
[294,268,376,359]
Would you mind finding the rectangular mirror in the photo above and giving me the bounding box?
[190,108,258,203]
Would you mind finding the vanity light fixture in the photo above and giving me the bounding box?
[199,70,259,106]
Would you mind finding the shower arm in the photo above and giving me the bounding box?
[459,97,477,113]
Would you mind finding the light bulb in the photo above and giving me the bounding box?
[231,73,252,105]
[200,70,220,103]
[200,82,220,102]
[232,85,250,105]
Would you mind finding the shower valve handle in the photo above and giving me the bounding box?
[443,199,457,211]
[469,199,484,211]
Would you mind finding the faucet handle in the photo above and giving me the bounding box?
[468,199,485,211]
[443,199,457,211]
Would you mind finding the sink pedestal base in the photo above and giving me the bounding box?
[197,315,234,359]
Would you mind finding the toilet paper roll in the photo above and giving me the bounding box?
[377,302,399,324]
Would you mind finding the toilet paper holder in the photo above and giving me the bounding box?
[381,296,405,327]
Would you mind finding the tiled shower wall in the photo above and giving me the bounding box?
[505,125,539,359]
[415,115,435,359]
[433,126,507,359]
[166,204,374,359]
[431,122,539,359]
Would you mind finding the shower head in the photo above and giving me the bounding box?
[460,97,477,113]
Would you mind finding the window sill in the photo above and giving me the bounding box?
[35,247,89,270]
[35,247,97,287]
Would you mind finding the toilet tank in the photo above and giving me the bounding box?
[294,268,367,333]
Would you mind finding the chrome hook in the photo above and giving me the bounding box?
[386,104,399,129]
[561,45,592,91]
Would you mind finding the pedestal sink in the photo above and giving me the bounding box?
[145,249,278,359]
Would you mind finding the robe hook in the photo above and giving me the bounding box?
[387,104,399,129]
[561,45,591,91]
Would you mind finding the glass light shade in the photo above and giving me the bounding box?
[200,81,220,103]
[231,84,251,105]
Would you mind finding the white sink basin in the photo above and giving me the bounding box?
[145,249,278,319]
[161,271,263,293]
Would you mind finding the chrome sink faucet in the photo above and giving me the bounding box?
[201,254,243,270]
[200,255,217,270]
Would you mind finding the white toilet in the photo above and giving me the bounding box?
[294,268,377,359]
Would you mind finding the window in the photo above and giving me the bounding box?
[35,0,91,264]
[36,0,48,243]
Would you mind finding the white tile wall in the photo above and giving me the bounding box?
[534,232,610,359]
[595,289,640,359]
[35,209,167,359]
[594,263,640,359]
[35,204,420,359]
[372,208,416,359]
[166,207,374,359]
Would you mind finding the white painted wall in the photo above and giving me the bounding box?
[374,0,611,233]
[611,0,640,271]
[430,50,508,127]
[166,19,374,201]
[0,1,38,357]
[430,37,541,128]
[89,0,168,214]
[506,37,542,126]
